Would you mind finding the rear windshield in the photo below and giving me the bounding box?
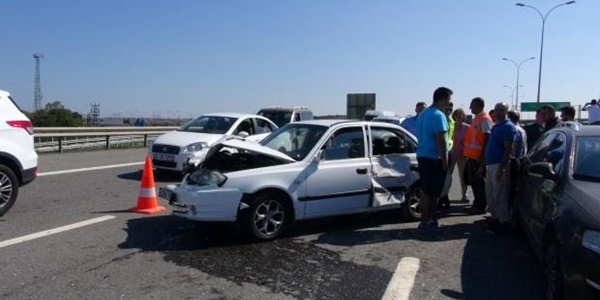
[7,96,24,112]
[257,110,292,128]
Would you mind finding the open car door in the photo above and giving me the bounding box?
[367,125,418,207]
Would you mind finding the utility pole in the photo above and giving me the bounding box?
[90,103,101,126]
[33,53,44,111]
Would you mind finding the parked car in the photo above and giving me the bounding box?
[513,122,600,300]
[256,106,314,128]
[149,113,278,173]
[0,89,38,216]
[363,110,396,121]
[158,120,423,241]
[372,116,406,126]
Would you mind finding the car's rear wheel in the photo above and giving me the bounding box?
[0,165,19,217]
[402,182,422,221]
[242,192,291,241]
[543,238,564,300]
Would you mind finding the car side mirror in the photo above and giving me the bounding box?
[312,149,325,163]
[528,162,557,180]
[238,131,250,138]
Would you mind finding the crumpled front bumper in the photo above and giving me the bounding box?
[158,184,245,222]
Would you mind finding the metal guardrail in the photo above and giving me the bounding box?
[33,127,177,153]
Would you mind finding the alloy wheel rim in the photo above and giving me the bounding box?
[408,187,422,218]
[0,173,13,208]
[253,200,284,236]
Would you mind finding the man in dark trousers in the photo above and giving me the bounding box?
[463,97,494,214]
[415,87,451,234]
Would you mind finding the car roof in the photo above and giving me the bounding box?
[257,106,312,112]
[551,123,600,137]
[201,112,263,119]
[0,90,9,97]
[292,119,356,127]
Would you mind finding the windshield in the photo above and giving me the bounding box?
[260,123,328,161]
[573,136,600,182]
[178,116,238,134]
[257,110,292,128]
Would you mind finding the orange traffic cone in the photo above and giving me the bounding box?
[130,154,166,214]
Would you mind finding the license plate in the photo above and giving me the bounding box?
[153,153,175,162]
[158,187,173,202]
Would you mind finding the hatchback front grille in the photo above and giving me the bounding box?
[152,144,180,154]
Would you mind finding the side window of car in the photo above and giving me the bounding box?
[235,118,255,135]
[322,127,365,160]
[543,134,567,174]
[370,127,413,156]
[254,118,274,134]
[293,112,301,122]
[529,133,558,163]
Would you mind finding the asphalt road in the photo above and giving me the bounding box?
[0,148,543,300]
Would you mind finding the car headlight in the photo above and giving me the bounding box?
[583,230,600,255]
[187,169,227,187]
[182,142,208,153]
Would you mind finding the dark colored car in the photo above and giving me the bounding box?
[514,122,600,300]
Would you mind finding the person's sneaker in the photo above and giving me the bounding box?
[418,221,442,235]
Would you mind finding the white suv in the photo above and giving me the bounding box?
[0,90,38,216]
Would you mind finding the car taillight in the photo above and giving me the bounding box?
[6,120,34,135]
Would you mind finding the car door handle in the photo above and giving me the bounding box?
[356,168,368,175]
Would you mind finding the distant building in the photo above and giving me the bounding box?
[347,93,376,120]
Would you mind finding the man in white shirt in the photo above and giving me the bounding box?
[583,99,600,125]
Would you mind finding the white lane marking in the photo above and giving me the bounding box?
[0,215,116,249]
[381,257,420,300]
[38,162,143,176]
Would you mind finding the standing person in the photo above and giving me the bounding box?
[559,105,578,122]
[485,103,517,234]
[438,102,455,209]
[400,102,427,136]
[415,87,451,234]
[463,97,494,214]
[489,109,496,123]
[523,108,545,150]
[449,108,470,202]
[583,99,600,125]
[507,110,527,206]
[541,105,561,131]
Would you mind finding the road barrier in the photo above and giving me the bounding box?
[34,126,177,153]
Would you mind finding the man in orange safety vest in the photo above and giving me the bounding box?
[463,97,494,214]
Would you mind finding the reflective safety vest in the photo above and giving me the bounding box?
[463,112,493,160]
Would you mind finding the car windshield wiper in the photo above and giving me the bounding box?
[573,173,600,182]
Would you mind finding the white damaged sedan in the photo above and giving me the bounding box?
[158,120,423,241]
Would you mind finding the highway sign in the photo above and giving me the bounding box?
[520,102,570,112]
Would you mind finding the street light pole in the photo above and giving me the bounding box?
[502,57,535,110]
[516,1,576,109]
[503,85,515,109]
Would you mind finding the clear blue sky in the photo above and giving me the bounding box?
[1,0,598,119]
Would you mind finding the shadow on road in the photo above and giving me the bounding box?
[116,170,183,183]
[118,214,393,299]
[118,208,543,300]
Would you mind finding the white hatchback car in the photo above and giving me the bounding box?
[159,120,423,241]
[149,113,278,173]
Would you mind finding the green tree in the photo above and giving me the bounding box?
[28,101,84,127]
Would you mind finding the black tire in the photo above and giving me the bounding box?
[543,238,564,300]
[240,192,292,241]
[0,164,19,217]
[402,182,423,222]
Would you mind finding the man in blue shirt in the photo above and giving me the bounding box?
[485,102,517,234]
[400,102,427,136]
[416,88,451,234]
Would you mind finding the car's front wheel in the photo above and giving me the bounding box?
[242,192,291,241]
[0,165,19,217]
